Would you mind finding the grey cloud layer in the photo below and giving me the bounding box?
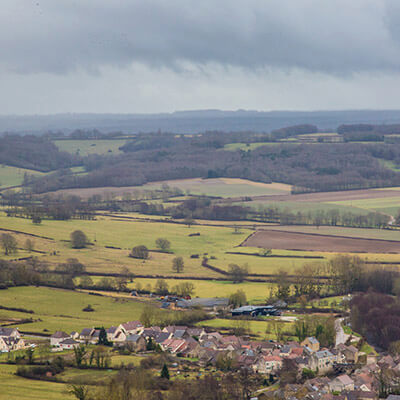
[2,0,400,75]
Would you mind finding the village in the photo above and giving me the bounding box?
[1,307,399,400]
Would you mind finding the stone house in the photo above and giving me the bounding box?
[329,374,354,392]
[301,337,320,353]
[50,331,70,347]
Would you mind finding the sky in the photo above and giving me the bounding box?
[2,0,400,114]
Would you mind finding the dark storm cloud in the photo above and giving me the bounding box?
[2,0,400,76]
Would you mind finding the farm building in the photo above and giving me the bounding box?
[231,305,280,317]
[176,297,229,310]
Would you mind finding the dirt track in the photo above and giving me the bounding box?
[242,229,400,253]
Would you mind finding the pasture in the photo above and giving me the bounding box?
[197,318,296,340]
[53,139,127,156]
[0,364,70,400]
[0,165,46,189]
[327,196,400,216]
[125,278,273,303]
[240,199,370,215]
[0,286,158,334]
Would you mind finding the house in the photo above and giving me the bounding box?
[255,355,282,374]
[106,326,126,343]
[160,338,187,354]
[125,334,147,352]
[153,332,172,345]
[338,344,359,364]
[119,321,144,336]
[345,391,377,400]
[112,330,127,345]
[0,327,20,339]
[0,336,25,352]
[91,329,100,344]
[187,327,205,339]
[59,338,80,350]
[142,327,162,339]
[50,331,70,347]
[79,328,95,343]
[180,341,201,358]
[329,374,354,392]
[301,337,320,353]
[70,331,79,340]
[310,350,336,373]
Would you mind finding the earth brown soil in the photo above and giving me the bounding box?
[242,229,400,253]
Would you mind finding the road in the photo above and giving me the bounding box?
[335,318,347,347]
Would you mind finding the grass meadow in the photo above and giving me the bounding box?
[0,286,158,334]
[53,139,127,156]
[0,165,46,188]
[0,364,71,400]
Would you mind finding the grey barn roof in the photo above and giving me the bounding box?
[177,297,229,308]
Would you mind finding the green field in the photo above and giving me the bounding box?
[0,165,46,189]
[140,178,292,198]
[0,287,158,334]
[2,209,400,281]
[240,199,372,215]
[53,139,127,156]
[125,278,273,303]
[197,318,296,340]
[327,197,400,216]
[0,364,70,400]
[0,212,251,277]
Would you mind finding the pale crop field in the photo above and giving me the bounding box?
[140,178,292,198]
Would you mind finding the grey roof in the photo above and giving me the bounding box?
[126,334,142,343]
[91,330,100,338]
[154,332,170,344]
[314,349,334,359]
[122,321,143,331]
[306,336,319,344]
[60,338,79,345]
[173,329,186,339]
[0,327,18,337]
[177,297,229,308]
[80,328,93,336]
[106,326,118,334]
[280,345,291,354]
[51,331,70,339]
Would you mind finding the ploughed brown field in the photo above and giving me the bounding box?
[242,229,400,253]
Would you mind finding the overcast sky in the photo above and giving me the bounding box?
[2,0,400,114]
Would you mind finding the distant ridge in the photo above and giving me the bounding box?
[2,109,400,134]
